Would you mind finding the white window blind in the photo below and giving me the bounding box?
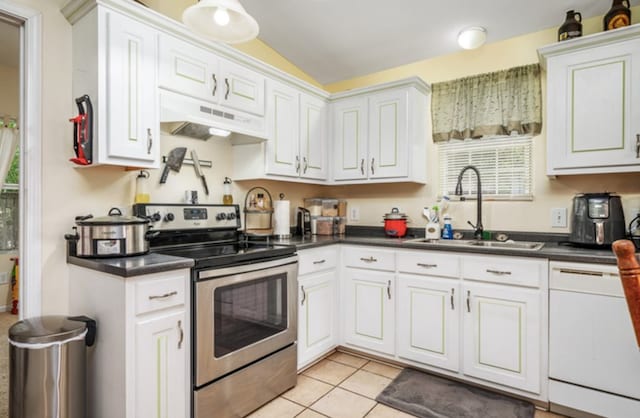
[438,136,533,200]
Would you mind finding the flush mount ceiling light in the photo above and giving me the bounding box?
[182,0,259,44]
[457,27,487,50]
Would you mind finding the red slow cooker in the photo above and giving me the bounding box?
[383,208,409,237]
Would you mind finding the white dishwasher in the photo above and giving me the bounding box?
[549,261,640,418]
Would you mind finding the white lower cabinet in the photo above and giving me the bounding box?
[397,275,460,372]
[69,266,190,418]
[462,281,541,393]
[297,247,338,368]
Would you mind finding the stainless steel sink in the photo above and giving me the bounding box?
[404,238,545,251]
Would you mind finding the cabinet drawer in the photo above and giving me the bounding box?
[397,250,459,278]
[343,246,395,271]
[462,256,544,288]
[136,274,186,315]
[299,247,338,275]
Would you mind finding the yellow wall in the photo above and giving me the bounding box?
[321,10,640,232]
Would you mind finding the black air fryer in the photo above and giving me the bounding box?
[569,193,626,247]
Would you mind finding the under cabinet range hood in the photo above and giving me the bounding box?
[159,90,267,144]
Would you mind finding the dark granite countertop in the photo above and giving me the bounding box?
[67,253,194,278]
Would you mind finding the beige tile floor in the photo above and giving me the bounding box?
[248,351,566,418]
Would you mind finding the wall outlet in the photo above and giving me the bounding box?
[0,272,8,285]
[551,207,567,228]
[349,206,360,222]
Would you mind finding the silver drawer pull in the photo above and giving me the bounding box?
[301,286,306,306]
[313,259,326,265]
[558,268,603,277]
[360,256,378,263]
[450,288,455,310]
[148,291,178,301]
[387,280,391,300]
[417,263,437,268]
[466,290,471,313]
[177,320,184,350]
[486,269,512,276]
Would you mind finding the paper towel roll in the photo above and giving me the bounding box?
[273,200,291,238]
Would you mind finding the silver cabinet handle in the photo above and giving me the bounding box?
[303,157,308,174]
[558,268,603,277]
[387,280,391,300]
[313,259,326,265]
[300,285,306,306]
[360,158,365,175]
[177,320,184,349]
[486,269,512,276]
[360,256,378,263]
[450,288,455,310]
[148,291,178,300]
[224,78,230,100]
[636,134,639,158]
[295,155,301,173]
[146,128,152,155]
[417,263,437,268]
[371,158,375,175]
[466,290,471,313]
[212,73,217,96]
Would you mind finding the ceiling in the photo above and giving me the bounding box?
[0,19,19,69]
[232,0,639,84]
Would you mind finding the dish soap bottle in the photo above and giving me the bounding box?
[442,215,453,240]
[223,177,233,204]
[134,170,150,203]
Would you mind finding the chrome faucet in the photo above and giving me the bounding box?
[454,165,483,240]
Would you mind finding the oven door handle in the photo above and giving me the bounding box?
[300,285,306,306]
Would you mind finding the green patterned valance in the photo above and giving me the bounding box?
[431,63,542,142]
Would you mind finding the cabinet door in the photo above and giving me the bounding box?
[368,89,409,179]
[397,275,460,372]
[332,97,368,181]
[344,268,394,354]
[158,33,219,103]
[219,59,266,116]
[136,310,187,418]
[298,270,337,368]
[300,93,328,180]
[265,80,300,177]
[547,38,640,173]
[106,12,159,166]
[462,281,541,393]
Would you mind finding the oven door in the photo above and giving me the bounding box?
[195,256,298,386]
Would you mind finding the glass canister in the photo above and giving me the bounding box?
[134,170,150,203]
[604,0,631,31]
[558,10,582,42]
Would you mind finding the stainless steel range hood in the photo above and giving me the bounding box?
[159,90,268,144]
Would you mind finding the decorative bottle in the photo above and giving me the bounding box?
[558,10,582,41]
[134,170,150,203]
[604,0,631,31]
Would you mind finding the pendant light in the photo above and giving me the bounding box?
[182,0,259,44]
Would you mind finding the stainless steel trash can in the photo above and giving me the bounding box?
[9,315,96,418]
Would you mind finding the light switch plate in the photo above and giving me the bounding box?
[349,206,360,222]
[551,207,567,228]
[0,272,8,285]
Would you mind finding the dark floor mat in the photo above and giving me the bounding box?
[376,368,535,418]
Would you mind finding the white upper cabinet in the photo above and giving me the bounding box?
[265,80,300,177]
[158,33,265,116]
[300,93,329,180]
[539,26,640,175]
[71,7,159,168]
[331,78,429,184]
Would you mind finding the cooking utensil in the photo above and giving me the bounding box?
[159,147,187,184]
[383,207,409,238]
[191,150,209,195]
[64,207,158,258]
[69,94,93,166]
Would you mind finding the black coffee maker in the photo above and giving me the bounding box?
[296,207,311,236]
[569,193,626,247]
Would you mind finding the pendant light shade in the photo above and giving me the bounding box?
[183,0,259,44]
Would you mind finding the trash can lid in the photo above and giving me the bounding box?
[9,315,87,344]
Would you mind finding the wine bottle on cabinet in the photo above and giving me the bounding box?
[604,0,631,31]
[558,10,582,41]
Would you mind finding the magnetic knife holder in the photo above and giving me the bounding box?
[162,156,213,168]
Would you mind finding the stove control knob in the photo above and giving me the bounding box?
[216,213,227,221]
[164,213,175,222]
[227,212,237,220]
[151,212,162,222]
